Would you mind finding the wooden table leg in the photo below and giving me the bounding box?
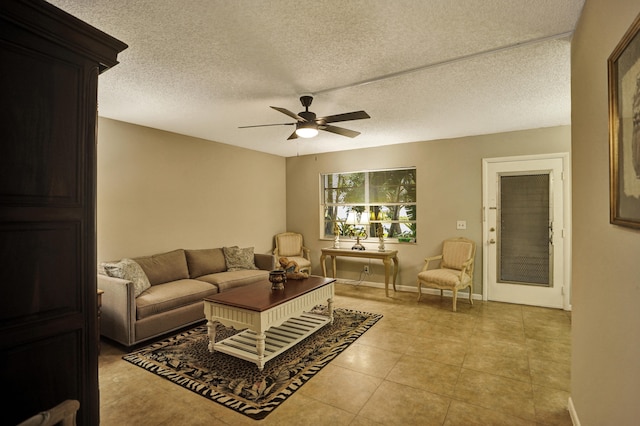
[256,332,266,371]
[392,255,399,292]
[207,320,216,352]
[383,257,391,297]
[320,253,327,277]
[331,256,337,278]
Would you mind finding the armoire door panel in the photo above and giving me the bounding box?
[0,40,81,203]
[0,222,80,322]
[0,329,82,423]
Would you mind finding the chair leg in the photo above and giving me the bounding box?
[468,287,473,306]
[452,289,458,312]
[417,281,422,301]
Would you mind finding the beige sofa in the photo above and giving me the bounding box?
[98,247,275,347]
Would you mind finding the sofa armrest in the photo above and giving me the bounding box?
[98,274,136,346]
[254,253,276,271]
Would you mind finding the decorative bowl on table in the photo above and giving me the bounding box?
[269,270,287,290]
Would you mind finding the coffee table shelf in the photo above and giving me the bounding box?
[213,312,331,366]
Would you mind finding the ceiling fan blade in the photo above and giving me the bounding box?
[287,130,298,140]
[321,125,361,138]
[238,122,295,128]
[318,110,370,124]
[271,106,305,121]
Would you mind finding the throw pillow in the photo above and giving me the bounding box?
[222,246,258,271]
[103,258,151,297]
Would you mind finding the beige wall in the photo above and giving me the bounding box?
[96,118,287,262]
[285,126,570,293]
[571,1,640,424]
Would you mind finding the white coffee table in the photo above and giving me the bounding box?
[203,276,335,370]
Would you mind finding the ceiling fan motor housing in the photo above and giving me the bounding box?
[299,111,316,122]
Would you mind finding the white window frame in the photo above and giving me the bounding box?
[320,167,417,244]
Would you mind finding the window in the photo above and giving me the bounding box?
[321,168,417,243]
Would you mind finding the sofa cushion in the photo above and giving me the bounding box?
[197,269,268,292]
[222,246,258,271]
[135,279,219,320]
[102,258,151,297]
[133,249,190,286]
[185,248,226,278]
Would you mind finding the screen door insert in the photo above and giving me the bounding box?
[497,172,553,287]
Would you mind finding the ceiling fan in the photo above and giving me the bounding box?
[239,95,370,140]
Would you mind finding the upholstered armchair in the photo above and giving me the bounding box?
[273,232,311,274]
[417,237,476,312]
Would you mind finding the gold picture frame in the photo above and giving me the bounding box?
[609,13,640,228]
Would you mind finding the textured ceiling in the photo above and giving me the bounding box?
[47,0,585,157]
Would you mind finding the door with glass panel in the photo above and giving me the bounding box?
[483,156,568,308]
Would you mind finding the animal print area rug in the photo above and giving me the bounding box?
[123,306,382,420]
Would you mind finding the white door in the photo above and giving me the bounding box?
[482,155,570,309]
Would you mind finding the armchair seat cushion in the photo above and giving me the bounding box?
[418,268,471,288]
[279,255,311,270]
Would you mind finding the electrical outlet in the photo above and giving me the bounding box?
[363,265,369,274]
[456,220,467,230]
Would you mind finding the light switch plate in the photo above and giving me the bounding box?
[456,220,467,230]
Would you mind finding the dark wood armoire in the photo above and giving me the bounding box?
[0,1,126,424]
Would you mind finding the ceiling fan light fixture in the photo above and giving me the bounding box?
[240,95,369,140]
[295,123,319,138]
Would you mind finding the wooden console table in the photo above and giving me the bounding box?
[320,248,398,297]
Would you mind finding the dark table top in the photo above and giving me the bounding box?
[204,275,335,312]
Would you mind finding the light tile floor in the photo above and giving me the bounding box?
[99,283,572,425]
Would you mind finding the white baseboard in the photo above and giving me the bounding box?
[568,396,580,426]
[336,279,483,300]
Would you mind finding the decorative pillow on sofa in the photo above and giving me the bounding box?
[222,246,258,271]
[103,258,151,297]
